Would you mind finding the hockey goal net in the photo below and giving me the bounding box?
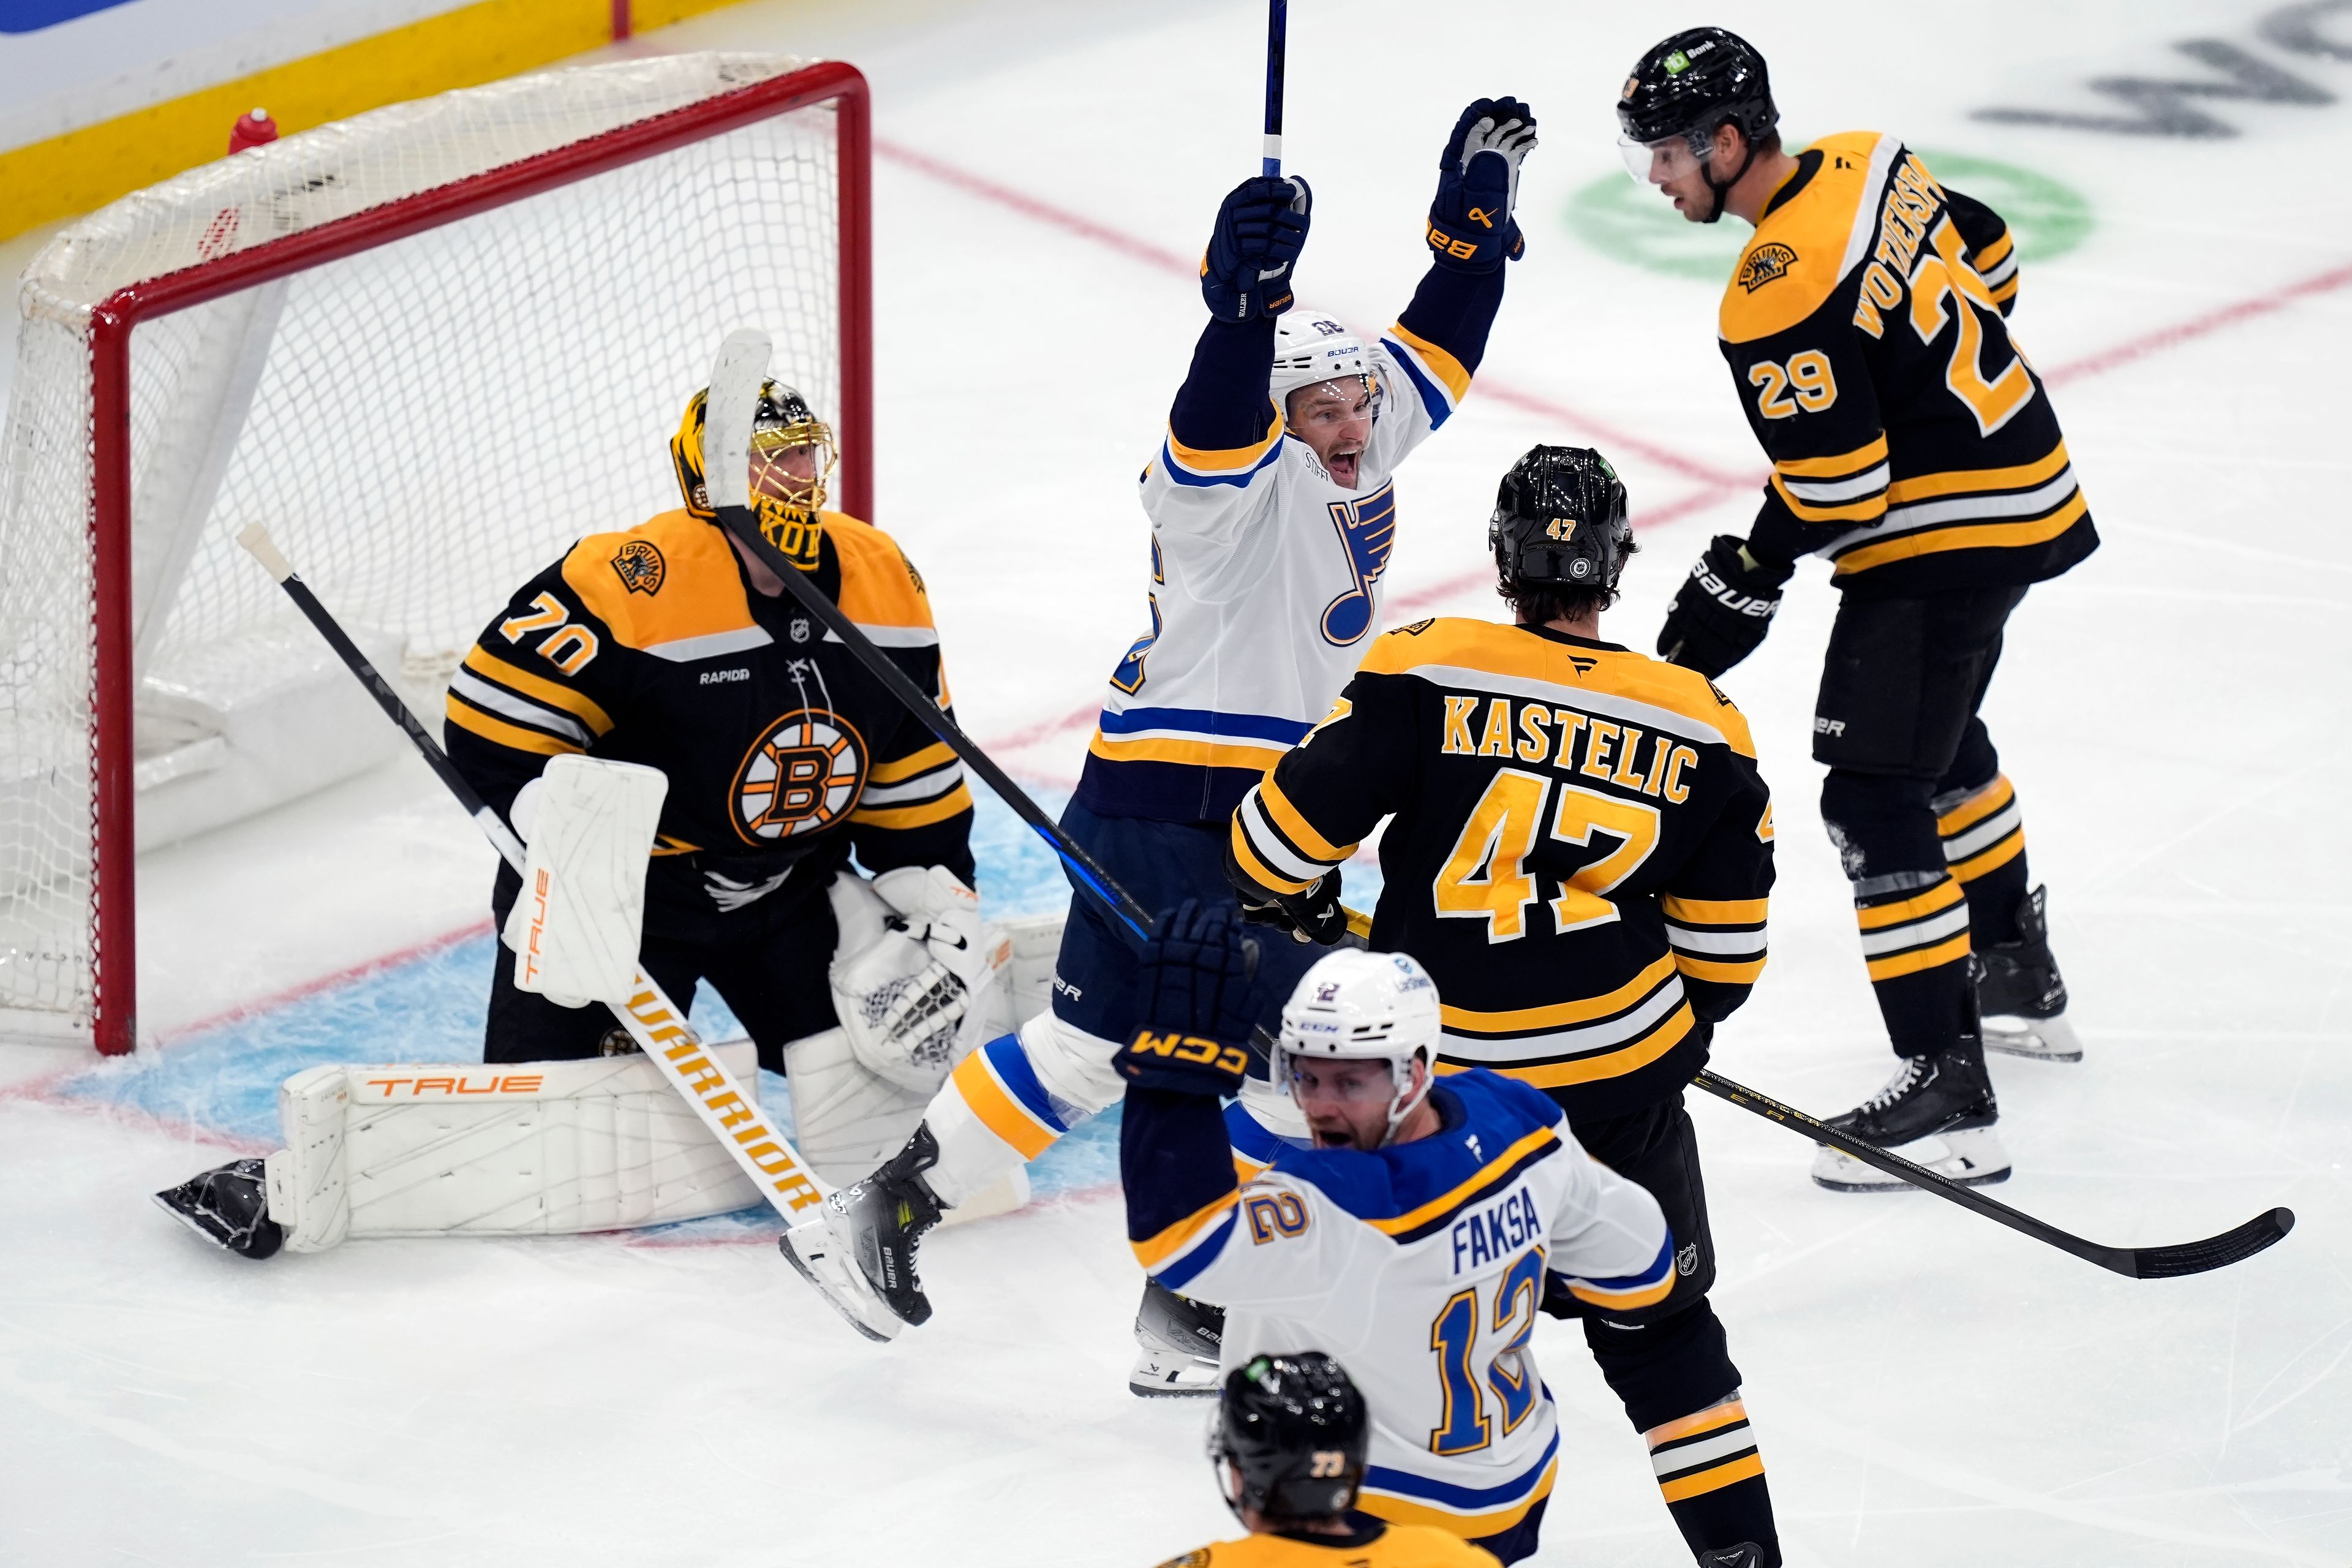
[0,53,870,1054]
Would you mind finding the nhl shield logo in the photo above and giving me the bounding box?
[1736,243,1798,293]
[611,539,666,595]
[1676,1242,1700,1276]
[730,708,867,845]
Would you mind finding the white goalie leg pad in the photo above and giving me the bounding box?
[998,912,1065,1023]
[780,1025,931,1188]
[500,755,668,1008]
[829,866,1014,1093]
[263,1044,767,1248]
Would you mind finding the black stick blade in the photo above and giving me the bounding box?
[2130,1207,2296,1279]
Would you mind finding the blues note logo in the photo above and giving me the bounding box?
[1320,483,1397,646]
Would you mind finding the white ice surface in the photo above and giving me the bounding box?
[6,0,2352,1562]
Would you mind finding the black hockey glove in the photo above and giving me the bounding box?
[1656,534,1794,679]
[1114,901,1261,1097]
[1225,837,1351,947]
[1427,96,1536,271]
[1201,175,1311,322]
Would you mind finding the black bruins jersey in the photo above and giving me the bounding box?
[446,508,974,908]
[1724,132,2097,598]
[1231,620,1773,1118]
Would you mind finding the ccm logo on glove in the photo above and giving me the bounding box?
[1127,1029,1250,1078]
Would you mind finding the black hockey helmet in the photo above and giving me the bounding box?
[1616,28,1778,222]
[1207,1352,1368,1524]
[1491,444,1632,601]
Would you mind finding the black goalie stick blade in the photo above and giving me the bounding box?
[2125,1206,2296,1280]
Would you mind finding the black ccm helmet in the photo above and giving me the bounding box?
[1616,28,1779,223]
[1208,1353,1368,1524]
[1491,445,1632,604]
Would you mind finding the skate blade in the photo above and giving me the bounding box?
[1983,1009,2082,1063]
[778,1224,902,1344]
[1128,1349,1221,1398]
[1811,1126,2011,1193]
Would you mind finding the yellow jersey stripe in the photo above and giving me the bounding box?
[1090,732,1288,772]
[1972,230,2016,270]
[1773,434,1888,480]
[1936,774,2015,836]
[1387,321,1472,405]
[1835,492,2087,575]
[1675,954,1767,986]
[1661,895,1769,925]
[445,694,584,758]
[1231,819,1318,897]
[1771,472,1888,524]
[1659,1452,1765,1504]
[1950,830,2026,884]
[1855,878,1963,930]
[1166,409,1284,474]
[462,646,614,734]
[947,1050,1058,1161]
[1443,1003,1695,1091]
[1363,1126,1559,1238]
[849,785,973,831]
[1440,952,1676,1033]
[1567,1270,1676,1311]
[1359,1455,1556,1535]
[869,739,955,785]
[1131,1189,1242,1270]
[1884,441,2070,507]
[1866,931,1972,982]
[1648,1400,1750,1447]
[1259,775,1353,864]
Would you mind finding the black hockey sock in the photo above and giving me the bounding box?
[1934,772,2029,947]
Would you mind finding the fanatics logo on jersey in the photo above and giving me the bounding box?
[611,540,666,595]
[730,708,867,845]
[1736,242,1798,293]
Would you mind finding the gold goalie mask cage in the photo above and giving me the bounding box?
[671,379,840,570]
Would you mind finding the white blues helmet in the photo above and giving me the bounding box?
[1270,310,1373,404]
[1274,948,1442,1144]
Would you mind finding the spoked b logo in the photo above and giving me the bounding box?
[730,709,866,845]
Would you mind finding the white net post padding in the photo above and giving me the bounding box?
[0,53,867,1050]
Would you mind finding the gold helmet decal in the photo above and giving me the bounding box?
[670,380,840,573]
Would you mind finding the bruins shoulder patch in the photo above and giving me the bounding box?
[1153,1553,1213,1568]
[1394,617,1434,636]
[1736,242,1798,293]
[611,539,666,595]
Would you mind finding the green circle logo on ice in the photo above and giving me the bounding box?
[1566,147,2092,282]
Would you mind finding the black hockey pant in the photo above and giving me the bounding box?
[1813,585,2035,1058]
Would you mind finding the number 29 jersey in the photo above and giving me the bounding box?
[1722,132,2097,597]
[1136,1070,1673,1539]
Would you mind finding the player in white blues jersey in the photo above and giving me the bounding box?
[1112,909,1679,1564]
[786,96,1544,1389]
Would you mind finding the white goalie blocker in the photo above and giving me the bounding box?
[258,755,1063,1250]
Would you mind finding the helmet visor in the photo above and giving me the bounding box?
[1618,130,1711,186]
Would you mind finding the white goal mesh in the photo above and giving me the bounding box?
[0,52,862,1047]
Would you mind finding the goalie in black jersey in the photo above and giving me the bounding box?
[1227,448,1781,1568]
[1618,28,2089,1191]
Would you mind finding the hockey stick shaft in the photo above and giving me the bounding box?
[1262,0,1287,176]
[235,524,834,1221]
[1692,1069,2293,1278]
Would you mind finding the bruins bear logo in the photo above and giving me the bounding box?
[1736,242,1798,293]
[611,540,666,595]
[731,709,866,845]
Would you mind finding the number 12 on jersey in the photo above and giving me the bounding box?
[1430,1248,1546,1455]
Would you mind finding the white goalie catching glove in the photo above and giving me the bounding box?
[499,755,667,1008]
[827,865,1014,1094]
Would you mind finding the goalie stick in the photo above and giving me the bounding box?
[708,329,2294,1282]
[232,543,837,1232]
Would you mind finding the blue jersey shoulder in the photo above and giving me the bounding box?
[1271,1069,1565,1234]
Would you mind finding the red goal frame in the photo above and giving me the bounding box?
[81,59,872,1054]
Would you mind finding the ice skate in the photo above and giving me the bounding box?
[779,1125,944,1343]
[1811,1036,2011,1191]
[154,1158,283,1259]
[1977,884,2081,1061]
[1129,1280,1224,1397]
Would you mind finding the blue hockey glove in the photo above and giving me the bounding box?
[1427,96,1537,271]
[1114,901,1262,1096]
[1201,175,1312,322]
[1656,533,1793,679]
